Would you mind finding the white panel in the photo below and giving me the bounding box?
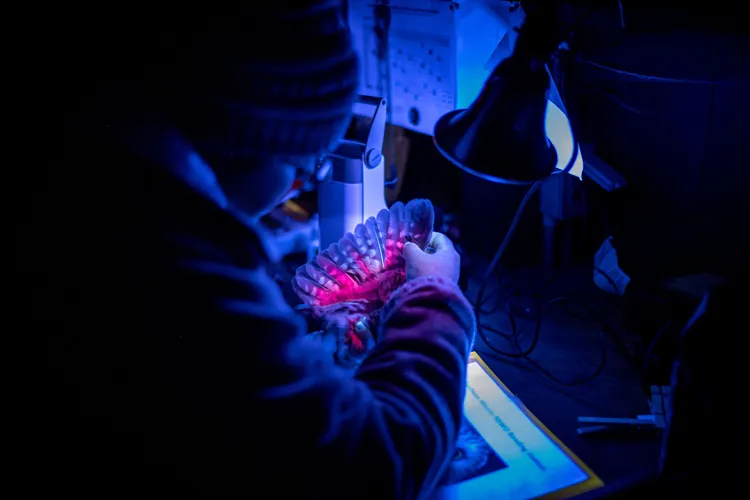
[348,0,521,134]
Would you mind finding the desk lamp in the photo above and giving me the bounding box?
[433,8,581,359]
[433,8,577,185]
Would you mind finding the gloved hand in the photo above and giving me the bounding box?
[403,232,461,284]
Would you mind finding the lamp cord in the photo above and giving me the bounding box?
[469,135,618,387]
[475,132,579,315]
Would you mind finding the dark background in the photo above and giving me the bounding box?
[389,2,749,488]
[282,0,748,490]
[397,2,750,281]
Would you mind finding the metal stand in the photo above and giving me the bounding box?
[577,386,670,436]
[318,95,388,249]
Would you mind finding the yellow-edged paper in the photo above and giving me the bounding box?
[435,353,604,499]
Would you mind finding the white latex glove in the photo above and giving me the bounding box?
[403,232,461,284]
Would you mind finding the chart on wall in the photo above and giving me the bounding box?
[436,355,603,499]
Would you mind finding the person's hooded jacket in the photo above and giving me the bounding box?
[38,116,477,499]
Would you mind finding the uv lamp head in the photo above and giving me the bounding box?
[433,8,565,185]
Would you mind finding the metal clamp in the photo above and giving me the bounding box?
[318,95,389,249]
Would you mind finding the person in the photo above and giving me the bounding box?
[37,2,476,498]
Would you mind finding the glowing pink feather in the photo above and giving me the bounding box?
[292,199,435,365]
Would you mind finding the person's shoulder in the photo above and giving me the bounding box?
[124,153,268,269]
[61,133,266,269]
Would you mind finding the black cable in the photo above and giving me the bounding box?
[480,294,611,383]
[517,332,607,386]
[468,129,629,385]
[519,296,612,385]
[473,178,548,353]
[473,127,580,345]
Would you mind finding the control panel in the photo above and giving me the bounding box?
[348,0,525,135]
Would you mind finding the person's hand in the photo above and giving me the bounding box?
[403,232,461,283]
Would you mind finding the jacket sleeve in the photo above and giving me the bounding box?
[260,272,476,500]
[177,247,476,499]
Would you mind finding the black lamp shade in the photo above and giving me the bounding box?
[433,57,558,185]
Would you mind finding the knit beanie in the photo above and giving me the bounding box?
[143,1,360,164]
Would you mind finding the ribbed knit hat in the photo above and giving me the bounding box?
[148,2,360,163]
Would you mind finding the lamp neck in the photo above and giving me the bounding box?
[510,8,560,69]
